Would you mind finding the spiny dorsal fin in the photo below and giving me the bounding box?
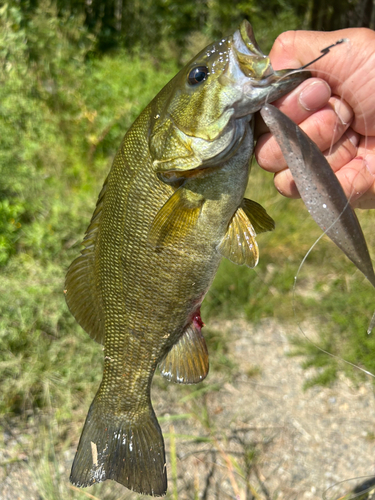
[217,205,259,268]
[159,318,209,384]
[148,186,204,248]
[242,198,275,234]
[64,178,108,344]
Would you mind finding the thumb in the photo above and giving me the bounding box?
[269,29,375,135]
[269,30,352,81]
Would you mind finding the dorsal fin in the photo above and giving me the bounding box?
[64,178,107,344]
[159,314,209,384]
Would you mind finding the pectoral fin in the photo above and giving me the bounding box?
[242,198,275,234]
[148,187,204,248]
[159,317,209,384]
[218,200,274,267]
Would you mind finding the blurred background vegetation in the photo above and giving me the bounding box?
[1,0,375,498]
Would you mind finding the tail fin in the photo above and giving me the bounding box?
[70,397,167,496]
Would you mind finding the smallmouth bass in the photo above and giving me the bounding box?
[65,20,306,496]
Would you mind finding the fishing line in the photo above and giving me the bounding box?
[262,39,375,378]
[323,475,375,500]
[258,38,375,498]
[333,41,375,334]
[291,40,375,366]
[292,234,375,380]
[289,100,375,375]
[323,40,375,336]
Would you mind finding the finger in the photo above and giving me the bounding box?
[336,156,375,207]
[255,131,286,172]
[349,137,375,208]
[269,29,375,135]
[273,152,375,204]
[254,78,331,138]
[273,168,299,198]
[323,128,359,172]
[272,78,331,123]
[298,97,353,153]
[271,131,375,207]
[354,186,375,209]
[269,30,347,74]
[256,97,353,172]
[271,124,361,200]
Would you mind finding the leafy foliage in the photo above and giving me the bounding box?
[0,1,93,264]
[48,0,375,53]
[0,0,178,267]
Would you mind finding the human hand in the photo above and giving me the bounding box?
[255,28,375,209]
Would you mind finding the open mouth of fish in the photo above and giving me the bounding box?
[233,19,309,109]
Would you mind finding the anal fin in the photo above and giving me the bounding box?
[159,314,209,384]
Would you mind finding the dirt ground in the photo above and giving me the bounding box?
[157,318,375,500]
[1,318,375,499]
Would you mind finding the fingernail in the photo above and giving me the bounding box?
[345,129,359,148]
[299,80,331,111]
[333,98,353,125]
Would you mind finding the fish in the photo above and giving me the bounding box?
[65,20,307,496]
[260,103,375,333]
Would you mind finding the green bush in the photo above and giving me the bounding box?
[0,0,179,416]
[0,1,91,264]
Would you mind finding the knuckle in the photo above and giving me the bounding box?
[273,31,297,53]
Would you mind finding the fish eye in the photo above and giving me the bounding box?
[187,66,209,85]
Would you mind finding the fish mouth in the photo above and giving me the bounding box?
[234,20,309,103]
[257,68,310,101]
[234,20,273,80]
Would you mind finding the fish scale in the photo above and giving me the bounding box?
[65,20,307,496]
